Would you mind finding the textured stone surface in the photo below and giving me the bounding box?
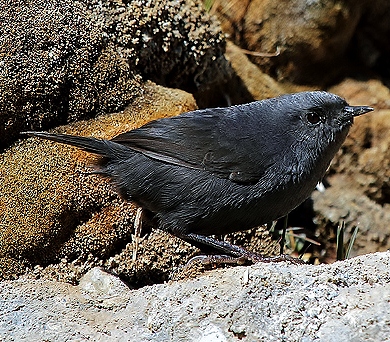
[0,83,197,281]
[1,252,389,341]
[313,175,390,258]
[0,0,141,148]
[0,0,229,148]
[215,0,390,84]
[86,0,229,92]
[224,41,284,102]
[330,79,390,203]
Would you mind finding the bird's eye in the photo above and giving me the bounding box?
[307,112,321,124]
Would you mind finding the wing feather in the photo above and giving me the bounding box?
[112,106,275,183]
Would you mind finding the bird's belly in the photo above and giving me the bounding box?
[113,155,318,236]
[184,177,317,236]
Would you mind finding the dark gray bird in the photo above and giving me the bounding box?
[24,91,373,262]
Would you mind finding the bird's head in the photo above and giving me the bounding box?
[268,91,373,151]
[259,91,373,179]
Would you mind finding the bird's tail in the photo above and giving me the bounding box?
[23,131,130,160]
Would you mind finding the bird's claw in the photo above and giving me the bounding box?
[184,252,304,268]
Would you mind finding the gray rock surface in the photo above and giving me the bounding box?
[1,252,389,341]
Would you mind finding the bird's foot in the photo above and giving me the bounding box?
[185,252,304,267]
[179,232,305,266]
[240,252,305,265]
[185,254,248,266]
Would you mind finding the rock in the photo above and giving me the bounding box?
[0,0,230,149]
[0,82,197,280]
[313,175,390,258]
[196,40,287,108]
[224,41,285,101]
[215,0,364,83]
[85,0,230,93]
[330,79,390,203]
[214,0,390,84]
[1,252,389,341]
[0,1,141,149]
[329,78,390,109]
[79,267,132,308]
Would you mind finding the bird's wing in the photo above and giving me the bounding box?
[112,107,275,183]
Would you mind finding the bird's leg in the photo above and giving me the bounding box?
[132,207,143,261]
[179,233,304,265]
[279,215,288,255]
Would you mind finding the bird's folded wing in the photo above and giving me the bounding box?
[112,109,274,183]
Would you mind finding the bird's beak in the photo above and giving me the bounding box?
[344,105,374,118]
